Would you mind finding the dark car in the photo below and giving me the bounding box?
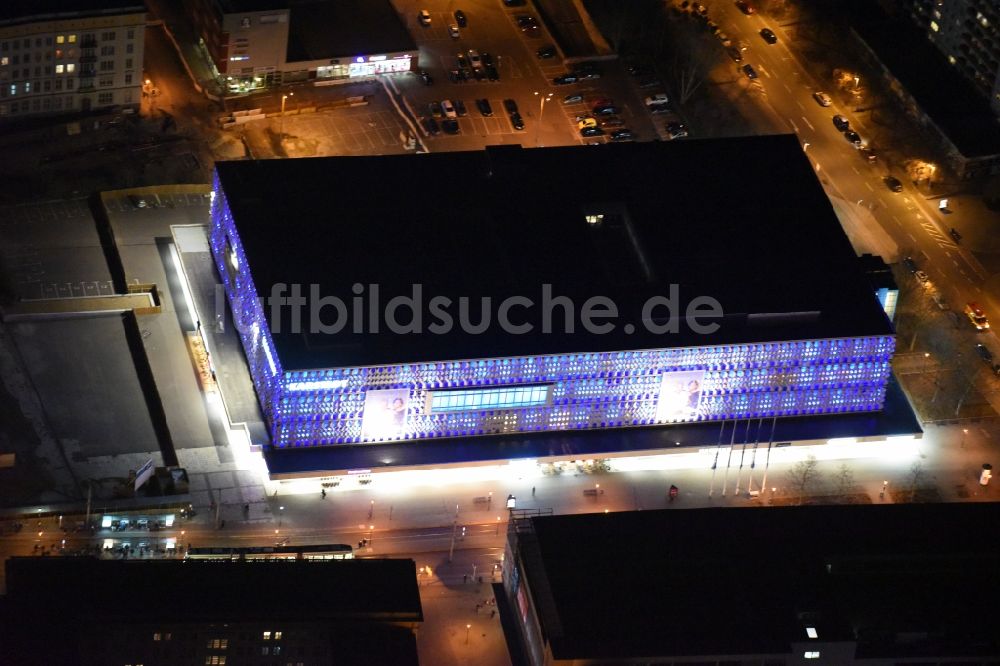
[860,147,878,162]
[482,52,494,67]
[510,112,525,130]
[429,100,444,118]
[599,116,626,128]
[447,69,461,83]
[736,0,755,14]
[610,129,634,141]
[665,121,688,139]
[844,130,862,146]
[503,98,519,114]
[903,256,918,273]
[581,126,605,137]
[884,175,903,192]
[457,53,469,68]
[760,28,777,44]
[592,104,620,116]
[454,9,467,27]
[476,98,493,116]
[441,119,460,135]
[486,64,500,81]
[471,67,485,81]
[832,114,850,131]
[454,99,467,116]
[517,15,540,35]
[627,63,650,77]
[537,44,557,58]
[563,93,584,104]
[726,46,743,62]
[976,343,994,363]
[421,117,440,135]
[573,62,601,78]
[742,64,758,79]
[419,70,433,86]
[553,73,578,85]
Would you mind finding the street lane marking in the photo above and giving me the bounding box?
[851,166,860,175]
[801,116,814,130]
[865,181,874,192]
[908,233,917,242]
[796,100,804,110]
[783,83,791,92]
[787,119,798,132]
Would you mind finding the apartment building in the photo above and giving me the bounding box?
[0,1,146,120]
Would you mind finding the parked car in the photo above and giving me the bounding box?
[429,100,444,118]
[454,9,467,26]
[476,98,493,116]
[537,44,557,58]
[637,78,662,88]
[421,117,440,135]
[742,64,758,79]
[884,175,903,192]
[467,49,482,68]
[645,93,670,107]
[553,73,578,85]
[610,129,635,141]
[510,112,525,130]
[453,99,467,116]
[449,24,460,38]
[482,52,494,67]
[665,121,688,139]
[503,98,519,114]
[419,70,433,86]
[599,116,626,128]
[966,302,990,331]
[844,130,862,147]
[457,53,469,68]
[760,28,777,44]
[902,256,918,273]
[580,126,605,137]
[832,114,850,131]
[736,0,755,14]
[592,104,620,115]
[577,116,597,129]
[516,15,539,34]
[486,64,500,81]
[860,147,878,162]
[441,119,460,134]
[727,46,743,62]
[812,91,832,107]
[441,99,457,119]
[976,343,993,363]
[563,93,584,104]
[418,9,431,26]
[627,63,650,77]
[588,97,613,108]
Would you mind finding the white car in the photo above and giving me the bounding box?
[644,93,669,107]
[448,24,460,38]
[441,99,457,119]
[418,9,431,26]
[812,91,832,107]
[467,49,482,69]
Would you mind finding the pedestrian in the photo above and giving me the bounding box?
[463,574,468,584]
[491,609,496,618]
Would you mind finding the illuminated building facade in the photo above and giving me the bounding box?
[209,140,898,451]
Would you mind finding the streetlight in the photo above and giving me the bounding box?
[962,428,969,449]
[495,516,501,536]
[465,623,472,644]
[368,524,374,547]
[533,91,553,147]
[279,92,294,142]
[368,499,375,519]
[278,505,284,528]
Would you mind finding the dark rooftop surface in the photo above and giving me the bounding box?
[0,0,144,22]
[217,138,892,371]
[285,0,416,63]
[264,379,920,474]
[849,2,1000,159]
[5,557,422,622]
[217,0,290,11]
[520,502,1000,660]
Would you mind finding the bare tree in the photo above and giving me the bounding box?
[834,463,855,497]
[786,455,819,504]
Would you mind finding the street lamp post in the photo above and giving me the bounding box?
[465,623,472,645]
[278,505,284,528]
[368,524,374,548]
[279,92,293,143]
[533,91,553,147]
[962,428,969,449]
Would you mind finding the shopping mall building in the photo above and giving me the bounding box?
[205,139,920,481]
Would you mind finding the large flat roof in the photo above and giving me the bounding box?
[216,137,893,371]
[519,502,1000,660]
[286,0,416,63]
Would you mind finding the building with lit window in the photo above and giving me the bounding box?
[1,556,422,666]
[0,1,145,119]
[182,0,417,93]
[906,0,1000,115]
[501,502,1000,665]
[207,138,916,477]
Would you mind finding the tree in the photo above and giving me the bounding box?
[786,455,819,504]
[834,463,855,497]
